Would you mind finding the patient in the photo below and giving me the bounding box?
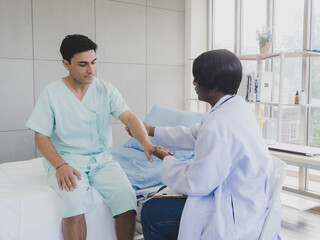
[26,34,159,240]
[139,49,282,239]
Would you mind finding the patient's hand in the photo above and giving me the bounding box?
[56,164,82,191]
[153,146,174,160]
[143,143,156,162]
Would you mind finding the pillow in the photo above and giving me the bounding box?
[143,104,205,127]
[123,104,205,160]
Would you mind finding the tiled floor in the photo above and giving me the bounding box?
[280,205,320,240]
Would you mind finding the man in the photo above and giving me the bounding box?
[26,34,156,240]
[140,49,281,239]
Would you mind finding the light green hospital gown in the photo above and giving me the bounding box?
[26,77,129,170]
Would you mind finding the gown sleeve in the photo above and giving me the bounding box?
[108,84,129,120]
[26,88,54,137]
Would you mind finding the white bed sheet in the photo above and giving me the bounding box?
[0,158,117,240]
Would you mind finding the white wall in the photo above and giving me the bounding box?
[0,0,185,163]
[185,0,208,111]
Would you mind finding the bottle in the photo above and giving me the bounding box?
[295,91,299,104]
[299,90,306,105]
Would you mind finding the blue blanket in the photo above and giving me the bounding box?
[112,145,196,190]
[112,104,205,190]
[112,146,163,190]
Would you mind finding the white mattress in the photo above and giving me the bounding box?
[0,158,117,240]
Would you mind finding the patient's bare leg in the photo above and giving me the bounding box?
[62,214,86,240]
[115,210,136,240]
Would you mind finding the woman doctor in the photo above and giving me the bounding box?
[140,49,281,240]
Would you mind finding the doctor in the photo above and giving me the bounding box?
[140,49,281,240]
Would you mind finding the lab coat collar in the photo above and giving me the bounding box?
[210,94,235,113]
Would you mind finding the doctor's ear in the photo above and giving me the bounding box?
[208,87,219,93]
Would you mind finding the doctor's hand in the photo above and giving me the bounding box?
[143,144,173,162]
[56,164,82,192]
[153,146,174,160]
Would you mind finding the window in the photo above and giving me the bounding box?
[309,0,320,147]
[289,120,300,141]
[309,107,320,147]
[273,1,304,145]
[242,0,266,54]
[212,0,235,52]
[273,0,304,53]
[211,0,320,147]
[308,169,320,193]
[285,165,300,189]
[210,0,320,198]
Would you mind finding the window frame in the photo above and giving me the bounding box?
[209,0,320,199]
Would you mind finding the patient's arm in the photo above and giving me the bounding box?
[119,110,156,162]
[124,119,173,158]
[35,132,81,191]
[125,122,155,137]
[126,122,198,150]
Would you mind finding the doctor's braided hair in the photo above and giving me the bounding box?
[60,34,97,64]
[192,49,242,94]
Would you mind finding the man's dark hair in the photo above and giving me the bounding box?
[60,34,98,63]
[192,49,242,94]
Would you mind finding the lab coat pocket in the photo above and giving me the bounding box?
[253,196,268,210]
[223,192,236,229]
[222,184,236,228]
[218,193,236,239]
[230,195,235,224]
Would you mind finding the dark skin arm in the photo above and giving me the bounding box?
[153,146,170,160]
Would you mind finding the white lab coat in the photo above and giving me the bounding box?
[155,95,281,240]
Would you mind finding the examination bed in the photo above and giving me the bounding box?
[0,105,204,240]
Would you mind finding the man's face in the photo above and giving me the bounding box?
[63,50,96,85]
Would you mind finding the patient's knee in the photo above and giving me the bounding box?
[63,214,85,224]
[115,209,136,219]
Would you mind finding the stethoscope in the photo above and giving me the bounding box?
[210,94,235,113]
